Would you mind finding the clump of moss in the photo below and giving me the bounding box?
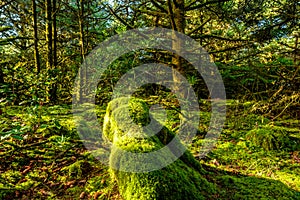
[246,125,290,151]
[103,97,216,200]
[61,160,91,179]
[103,97,151,142]
[217,175,299,199]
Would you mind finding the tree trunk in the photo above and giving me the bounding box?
[50,0,58,103]
[45,0,52,69]
[45,0,53,103]
[169,0,187,119]
[78,0,85,102]
[32,0,40,73]
[169,0,185,87]
[52,0,57,68]
[292,33,299,82]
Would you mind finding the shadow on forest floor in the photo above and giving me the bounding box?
[202,164,300,199]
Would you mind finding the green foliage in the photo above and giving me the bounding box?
[0,1,297,198]
[0,122,30,141]
[0,105,117,199]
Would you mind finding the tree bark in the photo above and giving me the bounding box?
[169,0,185,82]
[169,0,187,118]
[78,0,85,102]
[45,0,52,69]
[52,0,57,68]
[32,0,40,73]
[50,0,58,103]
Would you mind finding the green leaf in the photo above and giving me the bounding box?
[54,120,62,129]
[12,135,23,140]
[0,133,11,140]
[40,124,48,129]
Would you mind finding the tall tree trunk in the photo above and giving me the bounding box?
[169,0,187,118]
[79,0,85,62]
[45,0,53,103]
[19,3,27,51]
[32,0,40,73]
[293,34,298,71]
[52,0,57,68]
[169,0,185,83]
[45,0,52,69]
[78,0,85,102]
[50,0,58,103]
[200,11,204,46]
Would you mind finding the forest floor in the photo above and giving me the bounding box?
[0,100,299,199]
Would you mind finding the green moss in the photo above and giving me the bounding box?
[1,103,299,199]
[85,174,115,199]
[61,160,91,179]
[113,158,215,200]
[103,97,151,142]
[217,175,299,199]
[65,186,85,198]
[246,125,290,151]
[1,170,22,184]
[104,97,216,200]
[227,113,270,131]
[15,179,36,190]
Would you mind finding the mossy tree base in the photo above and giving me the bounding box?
[103,97,215,200]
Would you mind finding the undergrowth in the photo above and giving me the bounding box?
[0,99,299,199]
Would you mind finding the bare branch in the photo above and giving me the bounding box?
[138,9,168,17]
[107,5,134,29]
[186,17,211,36]
[167,0,177,31]
[194,34,248,42]
[150,0,168,13]
[107,5,151,40]
[208,45,246,54]
[186,0,230,11]
[185,0,197,9]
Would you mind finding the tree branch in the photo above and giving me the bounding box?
[186,0,230,11]
[138,9,168,17]
[167,0,177,31]
[107,5,134,29]
[208,45,246,54]
[193,34,247,42]
[186,17,211,36]
[150,0,168,13]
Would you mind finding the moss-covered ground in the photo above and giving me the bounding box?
[0,99,299,199]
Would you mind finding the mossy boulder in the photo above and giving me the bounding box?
[103,97,215,200]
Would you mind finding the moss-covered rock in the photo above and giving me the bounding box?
[103,97,215,200]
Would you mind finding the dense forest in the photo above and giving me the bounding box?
[0,0,299,199]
